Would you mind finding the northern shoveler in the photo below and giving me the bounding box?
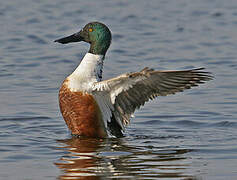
[55,22,212,138]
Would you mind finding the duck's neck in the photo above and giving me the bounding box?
[72,52,104,81]
[67,53,104,91]
[88,33,111,56]
[89,41,110,56]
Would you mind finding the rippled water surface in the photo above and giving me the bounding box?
[1,0,237,179]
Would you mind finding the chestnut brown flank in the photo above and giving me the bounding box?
[59,80,107,138]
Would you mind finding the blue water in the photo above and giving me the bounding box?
[1,0,237,179]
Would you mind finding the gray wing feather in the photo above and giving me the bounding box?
[93,67,212,128]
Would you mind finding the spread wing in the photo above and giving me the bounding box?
[92,67,212,128]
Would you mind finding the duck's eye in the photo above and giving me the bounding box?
[89,28,93,32]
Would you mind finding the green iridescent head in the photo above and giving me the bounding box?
[55,22,112,55]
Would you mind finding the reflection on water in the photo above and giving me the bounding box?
[55,137,198,180]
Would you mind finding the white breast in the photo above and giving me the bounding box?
[67,53,104,92]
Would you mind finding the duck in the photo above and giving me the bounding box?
[55,22,212,138]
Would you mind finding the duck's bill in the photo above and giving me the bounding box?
[54,32,83,44]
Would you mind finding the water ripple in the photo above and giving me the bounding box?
[136,117,237,129]
[27,34,47,44]
[0,116,51,122]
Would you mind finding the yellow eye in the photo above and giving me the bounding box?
[89,28,93,32]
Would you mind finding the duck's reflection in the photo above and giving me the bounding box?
[55,136,200,180]
[55,137,125,180]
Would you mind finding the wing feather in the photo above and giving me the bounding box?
[93,67,212,128]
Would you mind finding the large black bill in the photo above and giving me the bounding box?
[54,32,83,44]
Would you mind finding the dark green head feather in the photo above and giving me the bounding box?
[55,22,112,56]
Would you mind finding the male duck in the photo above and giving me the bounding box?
[55,22,212,138]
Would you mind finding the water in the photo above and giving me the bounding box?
[0,0,237,179]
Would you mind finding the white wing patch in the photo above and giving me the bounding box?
[93,94,108,122]
[93,92,124,129]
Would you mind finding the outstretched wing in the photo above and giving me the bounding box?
[92,67,212,128]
